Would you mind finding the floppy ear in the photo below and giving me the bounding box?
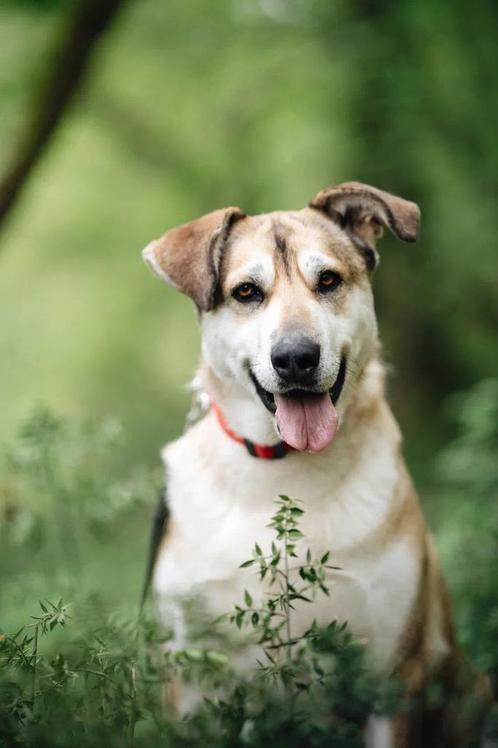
[309,181,420,270]
[142,207,246,311]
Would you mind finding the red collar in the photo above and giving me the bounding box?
[212,402,292,460]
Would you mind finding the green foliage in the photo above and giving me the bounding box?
[0,406,159,632]
[3,404,156,536]
[232,496,337,654]
[0,492,399,747]
[1,598,166,747]
[433,379,498,680]
[2,0,69,11]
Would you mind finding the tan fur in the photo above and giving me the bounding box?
[220,210,367,331]
[143,207,246,310]
[310,181,420,243]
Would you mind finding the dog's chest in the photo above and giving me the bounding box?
[153,419,419,671]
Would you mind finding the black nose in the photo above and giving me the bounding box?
[271,336,320,385]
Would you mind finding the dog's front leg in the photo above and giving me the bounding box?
[156,597,205,717]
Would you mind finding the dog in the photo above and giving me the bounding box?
[141,182,490,746]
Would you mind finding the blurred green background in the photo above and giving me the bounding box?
[0,0,497,682]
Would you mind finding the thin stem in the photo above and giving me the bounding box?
[129,662,137,740]
[282,504,296,716]
[41,446,82,579]
[283,533,292,663]
[74,668,117,685]
[31,625,39,707]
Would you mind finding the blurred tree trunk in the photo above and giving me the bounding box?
[0,0,128,233]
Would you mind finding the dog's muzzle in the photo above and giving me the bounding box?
[249,355,347,415]
[250,356,346,453]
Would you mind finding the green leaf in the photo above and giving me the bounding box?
[239,559,254,568]
[185,648,203,662]
[205,650,229,666]
[289,593,312,603]
[288,529,303,538]
[244,589,253,607]
[300,567,317,582]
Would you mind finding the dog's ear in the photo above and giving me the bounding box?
[142,207,246,311]
[309,181,420,271]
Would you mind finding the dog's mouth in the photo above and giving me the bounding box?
[249,356,347,453]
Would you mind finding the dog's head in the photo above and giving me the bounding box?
[143,182,420,453]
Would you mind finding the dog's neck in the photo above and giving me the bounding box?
[199,364,280,445]
[198,352,386,448]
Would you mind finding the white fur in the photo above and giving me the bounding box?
[151,221,432,730]
[154,393,416,674]
[200,271,377,445]
[224,253,276,293]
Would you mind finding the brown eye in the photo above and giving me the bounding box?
[232,282,264,303]
[318,270,343,293]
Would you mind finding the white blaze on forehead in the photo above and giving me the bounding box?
[224,216,277,289]
[224,253,275,291]
[298,249,338,285]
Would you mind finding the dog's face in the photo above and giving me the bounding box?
[143,182,420,452]
[200,210,376,451]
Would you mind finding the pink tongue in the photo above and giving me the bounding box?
[274,393,338,453]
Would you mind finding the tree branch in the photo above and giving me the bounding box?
[0,0,128,233]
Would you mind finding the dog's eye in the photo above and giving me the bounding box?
[318,270,343,293]
[232,283,263,303]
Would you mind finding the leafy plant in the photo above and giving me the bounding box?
[233,496,341,692]
[0,493,398,747]
[223,495,399,746]
[0,407,159,620]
